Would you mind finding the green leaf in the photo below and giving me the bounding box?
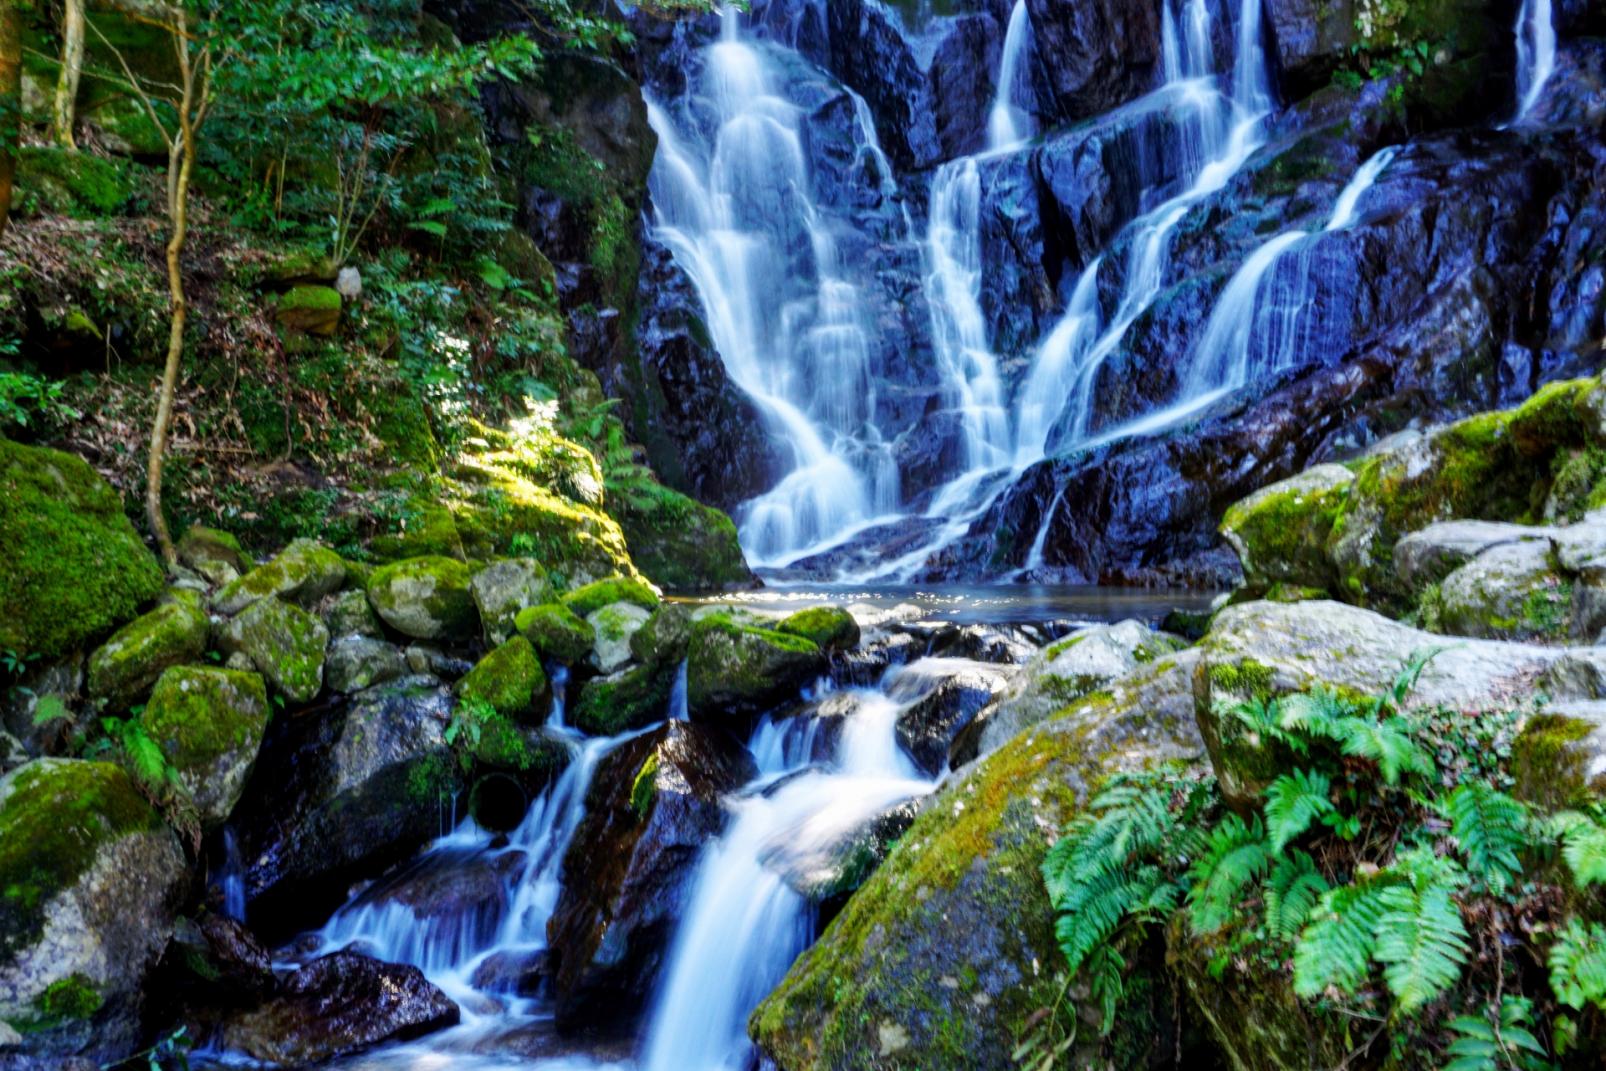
[1372,850,1469,1014]
[1265,851,1329,942]
[1442,782,1527,892]
[1293,877,1392,998]
[1187,814,1272,934]
[1263,768,1335,851]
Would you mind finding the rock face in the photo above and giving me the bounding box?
[471,559,555,645]
[85,598,210,709]
[219,951,457,1066]
[891,663,1011,776]
[0,760,187,1057]
[367,557,479,640]
[139,667,271,828]
[0,438,165,661]
[547,720,755,1030]
[324,635,408,694]
[456,635,549,720]
[1025,0,1163,123]
[751,654,1204,1070]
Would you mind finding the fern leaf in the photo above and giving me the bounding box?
[1265,851,1329,942]
[1335,715,1435,785]
[1549,919,1606,1010]
[1277,687,1355,741]
[1372,851,1469,1014]
[1553,810,1606,888]
[1293,878,1392,998]
[1263,769,1335,851]
[1443,783,1527,892]
[122,727,172,790]
[1187,814,1272,935]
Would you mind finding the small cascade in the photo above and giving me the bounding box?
[645,10,900,568]
[640,681,932,1071]
[987,0,1035,151]
[219,826,246,922]
[1514,0,1557,119]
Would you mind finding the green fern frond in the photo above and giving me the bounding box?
[1373,849,1469,1014]
[1277,687,1355,741]
[1265,851,1329,942]
[1187,814,1272,934]
[1293,877,1393,998]
[1263,768,1335,851]
[1087,943,1126,1036]
[1334,715,1435,785]
[1549,919,1606,1010]
[1443,782,1528,892]
[1443,996,1547,1071]
[1553,809,1606,889]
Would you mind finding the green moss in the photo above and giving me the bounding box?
[214,537,347,614]
[1220,469,1352,593]
[0,438,166,661]
[0,760,164,959]
[572,663,674,736]
[609,487,751,592]
[279,285,341,312]
[1208,658,1275,701]
[515,603,595,664]
[630,752,661,821]
[1508,377,1593,458]
[562,576,660,617]
[687,616,824,716]
[457,636,546,719]
[14,147,132,218]
[367,555,478,639]
[1511,714,1599,812]
[141,666,270,772]
[776,606,860,652]
[1521,579,1575,639]
[86,599,210,709]
[33,974,102,1023]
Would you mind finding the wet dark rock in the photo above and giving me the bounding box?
[1024,0,1163,124]
[547,720,755,1031]
[344,847,525,937]
[762,797,921,905]
[892,665,1011,775]
[470,949,549,997]
[218,951,458,1066]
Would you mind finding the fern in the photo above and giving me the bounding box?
[1443,783,1528,892]
[1333,714,1435,785]
[1293,877,1393,998]
[1370,645,1450,717]
[1549,919,1606,1010]
[1443,996,1548,1071]
[1372,849,1470,1014]
[1552,808,1606,888]
[1263,768,1335,851]
[1187,814,1272,934]
[1277,686,1357,741]
[1264,851,1329,942]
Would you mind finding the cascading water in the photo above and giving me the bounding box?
[645,11,899,568]
[987,0,1035,150]
[1514,0,1557,119]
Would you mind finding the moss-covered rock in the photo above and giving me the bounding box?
[275,285,342,336]
[1510,703,1606,812]
[220,597,329,704]
[214,538,348,616]
[85,598,209,709]
[561,576,660,617]
[750,658,1205,1071]
[140,666,270,827]
[1435,538,1574,641]
[177,525,247,586]
[571,662,679,736]
[1220,463,1354,597]
[0,438,165,662]
[13,146,132,218]
[776,606,861,652]
[0,759,186,1052]
[687,616,824,717]
[586,601,653,673]
[323,588,383,639]
[366,556,478,641]
[609,488,753,592]
[456,636,548,721]
[324,635,408,693]
[515,603,595,665]
[629,602,694,666]
[470,559,555,645]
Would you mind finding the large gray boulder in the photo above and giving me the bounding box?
[1393,520,1542,589]
[1435,538,1570,641]
[138,667,270,828]
[85,597,210,710]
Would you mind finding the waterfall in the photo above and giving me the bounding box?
[645,10,900,569]
[987,0,1035,151]
[219,826,246,921]
[641,684,931,1071]
[1514,0,1557,119]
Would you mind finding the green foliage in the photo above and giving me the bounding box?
[1548,920,1606,1011]
[1186,814,1271,935]
[1264,851,1329,942]
[0,371,80,436]
[1372,850,1470,1014]
[1293,875,1394,998]
[1443,996,1549,1071]
[1442,783,1528,893]
[1551,806,1606,888]
[1263,768,1335,851]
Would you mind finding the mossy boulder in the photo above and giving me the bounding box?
[750,658,1205,1071]
[561,576,660,617]
[1434,538,1574,641]
[456,636,548,721]
[366,556,478,641]
[610,489,753,592]
[177,525,247,586]
[220,597,329,704]
[571,662,678,736]
[324,636,408,694]
[515,603,596,665]
[776,606,862,652]
[0,759,186,1054]
[323,589,384,639]
[1509,702,1606,812]
[140,666,270,827]
[214,538,348,616]
[629,603,694,666]
[275,285,342,336]
[0,438,165,661]
[687,617,825,717]
[1220,463,1354,597]
[14,146,132,218]
[470,559,555,645]
[85,598,209,709]
[586,601,653,673]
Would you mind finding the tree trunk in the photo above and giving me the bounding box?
[51,0,84,149]
[0,0,22,237]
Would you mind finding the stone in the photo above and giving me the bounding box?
[1393,520,1544,589]
[367,556,479,641]
[686,617,826,718]
[177,526,246,586]
[516,603,596,665]
[764,797,921,904]
[547,720,755,1029]
[0,439,164,661]
[892,666,1011,777]
[610,489,753,592]
[1510,700,1606,811]
[322,589,383,639]
[561,576,660,617]
[275,285,342,336]
[139,667,270,827]
[1220,463,1356,596]
[455,636,548,720]
[776,606,861,652]
[220,597,329,704]
[403,644,476,680]
[220,952,457,1065]
[572,663,679,737]
[1435,539,1573,641]
[471,559,555,645]
[586,601,653,673]
[85,598,209,709]
[628,603,694,667]
[0,760,186,1056]
[214,539,347,616]
[324,635,408,694]
[335,267,362,300]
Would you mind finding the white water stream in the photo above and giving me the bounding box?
[1514,0,1557,119]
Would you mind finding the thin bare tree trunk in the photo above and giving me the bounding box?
[0,0,22,237]
[51,0,85,148]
